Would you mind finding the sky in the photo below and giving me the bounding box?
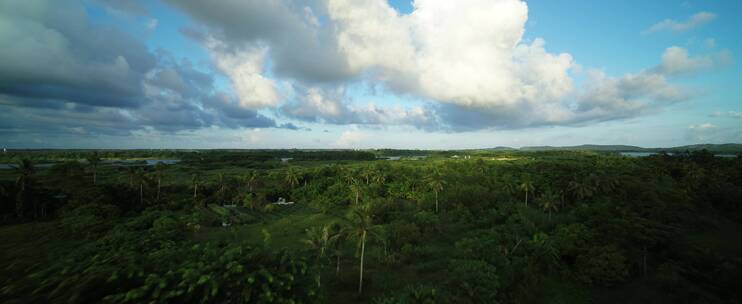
[0,0,740,149]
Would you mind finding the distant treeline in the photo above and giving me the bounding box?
[182,150,377,164]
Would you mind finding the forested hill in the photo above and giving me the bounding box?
[511,143,742,153]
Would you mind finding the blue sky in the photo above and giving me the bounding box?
[0,0,740,149]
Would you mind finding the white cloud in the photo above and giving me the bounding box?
[327,0,574,109]
[280,86,437,129]
[653,46,731,75]
[208,43,279,109]
[169,0,722,131]
[689,123,716,130]
[334,129,365,148]
[644,11,717,34]
[710,111,742,118]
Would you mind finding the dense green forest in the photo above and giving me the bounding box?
[1,149,741,303]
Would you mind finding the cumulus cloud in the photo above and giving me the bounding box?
[653,46,732,75]
[0,0,286,138]
[169,0,719,132]
[644,11,717,34]
[0,0,154,108]
[207,43,280,109]
[327,0,574,110]
[2,0,729,142]
[334,129,366,148]
[167,0,352,83]
[279,86,438,129]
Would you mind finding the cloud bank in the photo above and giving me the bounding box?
[0,0,288,137]
[168,0,723,131]
[0,0,733,142]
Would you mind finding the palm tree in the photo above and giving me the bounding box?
[216,173,234,204]
[243,170,257,192]
[13,159,35,218]
[154,162,167,201]
[425,170,446,213]
[372,170,386,186]
[519,178,535,207]
[304,225,332,288]
[360,168,373,185]
[502,178,519,198]
[350,180,362,205]
[122,166,138,187]
[344,204,380,295]
[86,151,101,185]
[192,172,201,202]
[285,167,300,189]
[568,178,594,202]
[132,167,147,206]
[539,191,559,220]
[343,170,357,186]
[13,159,35,192]
[327,223,345,276]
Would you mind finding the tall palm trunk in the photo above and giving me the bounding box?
[157,177,161,201]
[358,230,366,294]
[317,259,322,288]
[193,183,198,200]
[93,171,97,185]
[435,191,439,213]
[355,190,359,205]
[524,190,528,207]
[139,183,143,206]
[336,255,341,276]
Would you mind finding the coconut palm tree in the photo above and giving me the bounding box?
[86,151,101,185]
[154,162,167,201]
[327,223,345,276]
[215,173,235,205]
[343,170,357,186]
[132,167,147,206]
[372,170,386,186]
[568,178,594,202]
[13,159,35,218]
[360,168,373,185]
[539,191,560,220]
[285,167,300,189]
[502,179,518,198]
[350,180,362,205]
[344,203,380,295]
[192,172,201,202]
[121,166,138,187]
[304,225,332,288]
[519,178,535,207]
[13,159,35,192]
[425,170,446,213]
[243,170,257,192]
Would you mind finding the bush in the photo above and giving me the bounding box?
[574,245,629,286]
[448,259,500,304]
[60,203,120,237]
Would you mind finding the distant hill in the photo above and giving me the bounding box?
[502,144,742,154]
[519,144,644,152]
[483,146,517,151]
